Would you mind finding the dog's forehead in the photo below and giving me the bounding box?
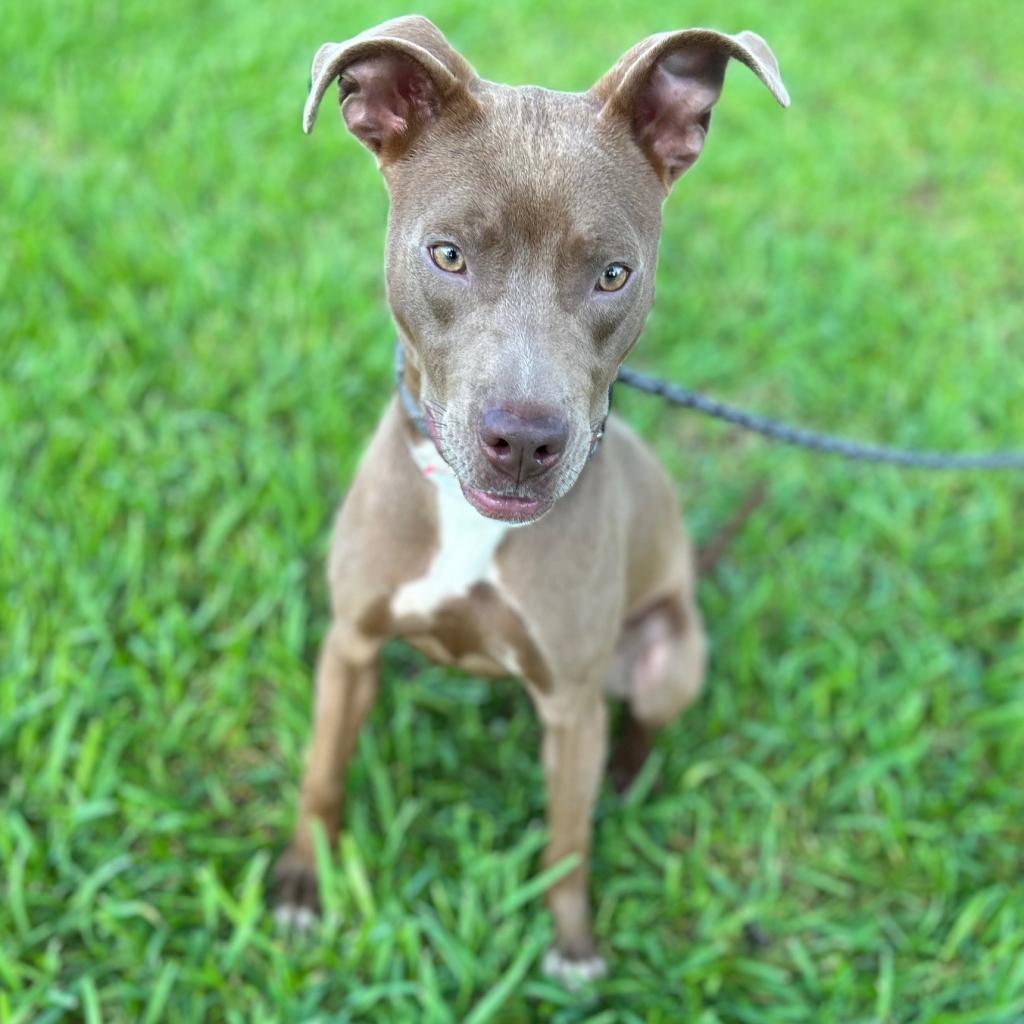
[391,83,661,247]
[474,84,606,156]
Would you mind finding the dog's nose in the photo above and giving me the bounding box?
[478,406,569,481]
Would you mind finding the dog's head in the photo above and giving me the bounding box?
[305,17,787,524]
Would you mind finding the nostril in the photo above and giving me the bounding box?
[494,438,510,452]
[534,444,558,466]
[533,442,562,467]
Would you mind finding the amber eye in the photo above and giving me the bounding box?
[597,263,631,292]
[429,243,466,273]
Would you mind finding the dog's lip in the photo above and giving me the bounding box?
[422,408,551,524]
[460,484,549,524]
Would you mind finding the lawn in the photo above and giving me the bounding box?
[2,1,1023,1021]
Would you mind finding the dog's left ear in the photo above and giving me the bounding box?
[592,29,789,188]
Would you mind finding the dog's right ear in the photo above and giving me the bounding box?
[303,16,479,164]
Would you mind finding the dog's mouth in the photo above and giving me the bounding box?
[458,484,550,524]
[423,404,566,525]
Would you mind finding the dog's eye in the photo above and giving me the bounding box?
[430,243,466,274]
[597,263,631,292]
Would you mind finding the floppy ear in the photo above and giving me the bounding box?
[591,28,788,187]
[303,16,479,163]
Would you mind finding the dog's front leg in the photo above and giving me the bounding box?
[535,688,609,986]
[272,622,380,928]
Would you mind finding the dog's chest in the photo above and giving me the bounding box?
[389,439,551,688]
[391,439,510,621]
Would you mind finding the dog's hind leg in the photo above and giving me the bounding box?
[607,592,707,793]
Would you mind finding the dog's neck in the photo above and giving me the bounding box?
[394,342,431,440]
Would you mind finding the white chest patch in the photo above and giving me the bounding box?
[391,438,510,620]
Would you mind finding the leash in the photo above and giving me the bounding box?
[394,345,1023,471]
[615,365,1024,471]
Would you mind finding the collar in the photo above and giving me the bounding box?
[393,342,611,456]
[394,342,431,439]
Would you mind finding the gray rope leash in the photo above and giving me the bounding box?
[615,365,1024,471]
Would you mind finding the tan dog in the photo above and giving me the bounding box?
[273,16,787,985]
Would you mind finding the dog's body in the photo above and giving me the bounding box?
[273,17,787,983]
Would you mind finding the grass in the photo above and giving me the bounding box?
[2,0,1023,1020]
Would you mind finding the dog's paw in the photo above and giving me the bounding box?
[542,948,607,989]
[270,850,321,934]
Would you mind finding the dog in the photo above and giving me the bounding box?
[272,15,788,985]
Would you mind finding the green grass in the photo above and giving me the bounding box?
[2,1,1023,1020]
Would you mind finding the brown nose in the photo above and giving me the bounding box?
[478,406,569,481]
